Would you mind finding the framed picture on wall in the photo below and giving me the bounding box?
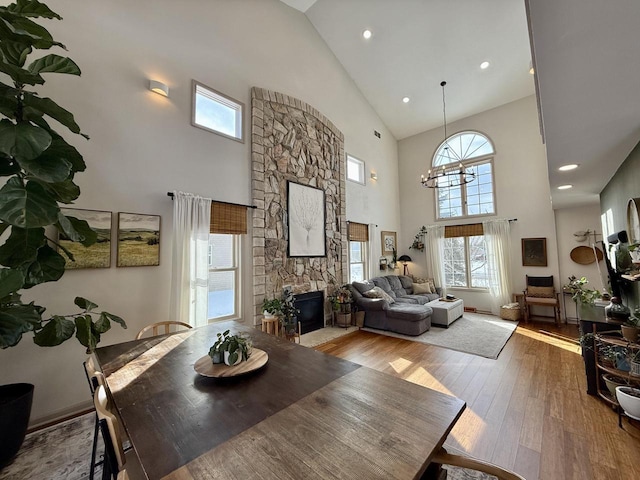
[116,213,161,267]
[59,208,112,269]
[381,231,397,255]
[287,181,326,257]
[522,237,547,266]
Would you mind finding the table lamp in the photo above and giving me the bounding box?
[398,254,412,276]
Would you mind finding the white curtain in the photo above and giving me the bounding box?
[169,191,212,328]
[425,224,446,296]
[368,223,379,280]
[483,219,513,315]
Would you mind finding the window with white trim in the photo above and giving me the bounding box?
[208,234,240,321]
[443,235,489,289]
[346,154,365,185]
[349,241,367,282]
[434,131,495,219]
[192,80,244,142]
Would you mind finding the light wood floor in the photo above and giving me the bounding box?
[315,320,640,480]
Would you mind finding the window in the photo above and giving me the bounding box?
[208,234,240,321]
[433,131,495,219]
[192,80,244,142]
[348,222,369,282]
[442,224,489,289]
[346,154,365,185]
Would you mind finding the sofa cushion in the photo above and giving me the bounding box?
[386,304,432,321]
[353,280,375,295]
[413,282,432,294]
[386,275,408,296]
[372,277,396,298]
[399,275,414,290]
[402,294,432,305]
[363,286,395,304]
[527,286,555,298]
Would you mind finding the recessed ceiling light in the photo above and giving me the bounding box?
[362,29,372,39]
[402,97,410,103]
[558,184,573,190]
[558,164,578,171]
[480,61,490,69]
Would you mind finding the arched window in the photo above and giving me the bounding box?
[433,131,496,219]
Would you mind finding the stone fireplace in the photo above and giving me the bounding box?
[250,87,347,325]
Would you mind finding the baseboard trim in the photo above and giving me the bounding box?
[28,400,93,432]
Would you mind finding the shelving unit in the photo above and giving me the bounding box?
[592,333,640,427]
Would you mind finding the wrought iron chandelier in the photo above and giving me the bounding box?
[420,81,476,189]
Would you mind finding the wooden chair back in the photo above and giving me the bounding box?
[94,385,126,470]
[135,321,193,340]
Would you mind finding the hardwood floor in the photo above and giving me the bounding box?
[315,320,640,480]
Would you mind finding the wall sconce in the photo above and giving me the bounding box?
[370,172,378,181]
[149,80,169,97]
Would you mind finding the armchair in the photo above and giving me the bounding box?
[523,275,560,324]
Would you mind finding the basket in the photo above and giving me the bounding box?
[500,303,521,321]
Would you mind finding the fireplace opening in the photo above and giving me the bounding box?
[294,291,324,334]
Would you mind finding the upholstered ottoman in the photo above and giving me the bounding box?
[426,299,464,327]
[385,304,433,335]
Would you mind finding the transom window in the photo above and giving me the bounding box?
[433,131,495,220]
[192,80,244,142]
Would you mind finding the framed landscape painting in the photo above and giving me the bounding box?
[287,181,326,257]
[59,208,112,269]
[522,237,547,266]
[117,213,161,267]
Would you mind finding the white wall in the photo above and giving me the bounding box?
[0,0,399,424]
[553,204,607,321]
[398,96,559,312]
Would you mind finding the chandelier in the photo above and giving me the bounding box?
[420,81,476,189]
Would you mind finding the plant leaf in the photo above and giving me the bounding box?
[74,297,98,312]
[0,226,45,268]
[0,40,31,67]
[57,214,97,246]
[33,315,75,347]
[22,94,82,135]
[40,136,86,173]
[93,312,111,334]
[0,303,42,348]
[18,153,71,182]
[0,58,44,85]
[7,0,62,20]
[0,119,52,161]
[0,156,20,176]
[37,178,80,204]
[73,314,96,351]
[0,268,25,297]
[28,54,80,75]
[103,312,126,329]
[22,244,65,288]
[0,177,59,228]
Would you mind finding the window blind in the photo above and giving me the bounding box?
[348,222,369,242]
[211,201,247,234]
[444,223,483,238]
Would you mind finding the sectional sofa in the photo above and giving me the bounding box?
[349,275,442,335]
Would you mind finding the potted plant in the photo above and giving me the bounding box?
[621,315,640,343]
[0,2,125,467]
[208,331,228,364]
[280,290,300,340]
[262,297,282,319]
[564,276,603,320]
[409,226,427,252]
[211,330,252,366]
[615,386,640,420]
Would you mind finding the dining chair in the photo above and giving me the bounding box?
[431,447,525,480]
[523,275,561,324]
[83,356,105,480]
[135,321,193,340]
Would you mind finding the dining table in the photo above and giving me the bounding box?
[94,320,466,480]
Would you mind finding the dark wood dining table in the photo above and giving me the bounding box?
[94,320,466,480]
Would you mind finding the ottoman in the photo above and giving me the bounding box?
[426,298,464,327]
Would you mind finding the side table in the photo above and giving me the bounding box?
[261,316,279,336]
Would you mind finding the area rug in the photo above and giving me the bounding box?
[363,312,517,359]
[300,325,359,348]
[0,413,494,480]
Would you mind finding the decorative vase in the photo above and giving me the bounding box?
[615,386,640,420]
[621,325,639,343]
[224,349,242,366]
[210,351,223,364]
[0,383,34,469]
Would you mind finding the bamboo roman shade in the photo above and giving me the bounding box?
[444,223,483,238]
[210,201,247,235]
[348,222,369,242]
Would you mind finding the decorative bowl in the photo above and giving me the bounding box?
[616,386,640,420]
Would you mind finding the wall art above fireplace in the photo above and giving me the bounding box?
[287,181,326,257]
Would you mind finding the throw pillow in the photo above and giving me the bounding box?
[352,280,374,295]
[362,286,395,304]
[413,282,432,294]
[427,278,437,292]
[412,276,428,284]
[527,285,555,298]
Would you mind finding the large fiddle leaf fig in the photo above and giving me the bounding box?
[0,1,126,350]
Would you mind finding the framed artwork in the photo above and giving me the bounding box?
[59,208,112,269]
[522,237,547,267]
[381,231,397,255]
[117,213,161,267]
[287,181,326,257]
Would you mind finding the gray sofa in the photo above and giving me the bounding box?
[349,275,441,336]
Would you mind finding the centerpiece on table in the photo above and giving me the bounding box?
[208,330,252,366]
[194,330,268,378]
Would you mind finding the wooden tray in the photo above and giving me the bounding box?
[194,349,268,378]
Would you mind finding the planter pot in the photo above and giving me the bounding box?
[354,311,365,328]
[210,351,223,364]
[602,374,626,397]
[621,325,639,343]
[615,386,640,420]
[224,350,242,366]
[631,360,640,377]
[0,383,34,469]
